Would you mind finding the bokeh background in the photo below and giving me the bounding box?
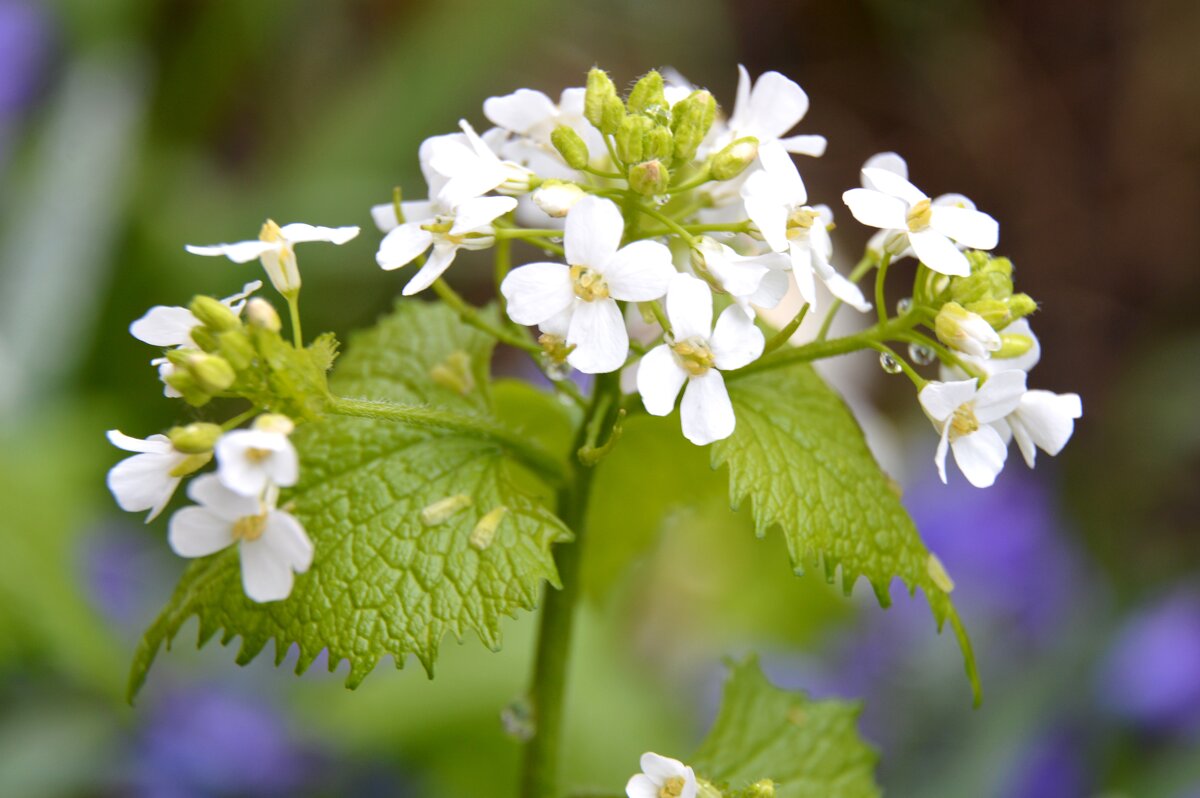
[1,0,1198,795]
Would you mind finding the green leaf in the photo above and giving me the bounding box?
[716,364,979,703]
[692,657,880,798]
[129,301,573,697]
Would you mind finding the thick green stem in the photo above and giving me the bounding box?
[730,312,919,380]
[519,375,616,798]
[326,395,564,486]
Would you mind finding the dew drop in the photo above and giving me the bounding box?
[908,342,937,366]
[878,352,903,374]
[896,297,914,315]
[543,360,569,381]
[501,697,536,741]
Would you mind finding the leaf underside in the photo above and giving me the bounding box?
[128,301,573,697]
[692,656,881,798]
[716,364,979,703]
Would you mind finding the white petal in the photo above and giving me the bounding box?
[841,188,908,231]
[918,379,979,422]
[187,473,262,522]
[106,430,172,454]
[566,298,627,374]
[640,753,687,782]
[129,305,199,347]
[780,134,827,157]
[637,345,687,416]
[220,280,263,313]
[376,224,433,271]
[625,774,660,798]
[604,240,675,302]
[483,89,558,135]
[730,64,753,131]
[863,152,908,181]
[951,425,1008,488]
[909,230,970,277]
[742,190,790,253]
[565,196,623,269]
[930,206,998,250]
[756,142,806,204]
[185,240,277,264]
[665,273,714,341]
[933,192,976,211]
[1009,416,1038,468]
[749,268,790,308]
[107,452,182,521]
[789,244,818,307]
[450,195,517,235]
[973,369,1027,423]
[812,257,871,312]
[744,71,810,140]
[1013,390,1082,460]
[371,202,401,233]
[215,429,296,496]
[264,511,314,572]
[279,223,360,245]
[698,239,769,297]
[858,167,927,204]
[168,506,234,557]
[239,537,295,603]
[934,423,951,483]
[500,262,574,325]
[710,305,764,370]
[680,370,735,445]
[402,243,457,296]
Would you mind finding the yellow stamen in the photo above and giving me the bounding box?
[232,513,268,542]
[259,219,284,243]
[244,447,273,463]
[950,404,979,438]
[659,777,686,798]
[569,265,610,301]
[907,198,932,232]
[671,337,715,377]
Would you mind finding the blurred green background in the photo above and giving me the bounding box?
[1,0,1198,796]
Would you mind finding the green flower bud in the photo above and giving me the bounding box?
[995,332,1035,359]
[601,96,626,136]
[671,89,716,163]
[936,301,1001,357]
[550,125,589,170]
[743,779,777,797]
[163,369,210,407]
[189,295,240,332]
[188,325,219,353]
[217,329,256,371]
[1007,292,1037,321]
[711,136,759,181]
[963,298,1012,330]
[950,269,1012,305]
[628,160,670,196]
[168,422,222,454]
[627,70,666,116]
[645,124,674,163]
[615,115,651,164]
[168,451,213,478]
[585,68,621,133]
[184,352,236,394]
[253,413,295,435]
[245,297,281,332]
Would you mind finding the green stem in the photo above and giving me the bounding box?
[285,293,303,348]
[762,304,809,355]
[519,375,615,798]
[221,407,259,431]
[327,395,564,486]
[668,163,712,193]
[647,300,671,335]
[874,252,893,326]
[634,204,695,244]
[870,342,927,389]
[816,252,877,342]
[900,329,987,381]
[432,279,542,356]
[731,312,919,380]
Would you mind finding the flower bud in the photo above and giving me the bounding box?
[964,298,1012,329]
[163,369,209,407]
[217,330,255,370]
[188,325,219,353]
[995,332,1035,359]
[671,89,716,163]
[743,780,777,798]
[711,136,759,180]
[550,125,589,170]
[628,160,670,197]
[644,124,674,163]
[189,295,240,332]
[168,422,222,454]
[245,297,282,332]
[252,413,295,436]
[585,68,622,134]
[615,115,651,164]
[950,269,1012,305]
[183,352,236,394]
[627,70,666,117]
[936,301,1001,358]
[1007,292,1037,321]
[531,180,586,218]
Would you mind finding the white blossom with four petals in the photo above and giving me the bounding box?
[501,196,674,374]
[918,370,1026,488]
[843,164,998,277]
[742,143,871,311]
[168,474,312,603]
[106,430,200,522]
[186,222,359,295]
[638,273,764,445]
[720,65,827,158]
[625,752,698,798]
[859,152,979,261]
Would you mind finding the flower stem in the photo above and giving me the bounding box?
[730,311,920,380]
[326,395,565,486]
[874,251,893,326]
[519,374,615,798]
[432,279,542,356]
[762,303,809,355]
[285,293,303,348]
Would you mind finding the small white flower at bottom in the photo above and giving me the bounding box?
[918,370,1026,488]
[214,415,299,497]
[626,752,698,798]
[106,430,206,522]
[169,474,313,603]
[638,274,765,445]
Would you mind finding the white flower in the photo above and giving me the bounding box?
[723,65,826,157]
[129,280,261,348]
[935,302,1001,359]
[997,390,1082,468]
[626,752,698,798]
[427,120,534,201]
[842,161,998,277]
[483,87,607,178]
[742,143,870,311]
[501,196,674,374]
[691,235,789,312]
[638,273,764,445]
[859,153,978,260]
[214,416,298,498]
[168,474,312,603]
[941,318,1041,379]
[918,370,1026,488]
[106,430,203,522]
[186,221,359,295]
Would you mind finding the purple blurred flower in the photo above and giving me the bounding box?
[0,0,52,118]
[1000,727,1092,798]
[131,685,320,797]
[1097,588,1200,736]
